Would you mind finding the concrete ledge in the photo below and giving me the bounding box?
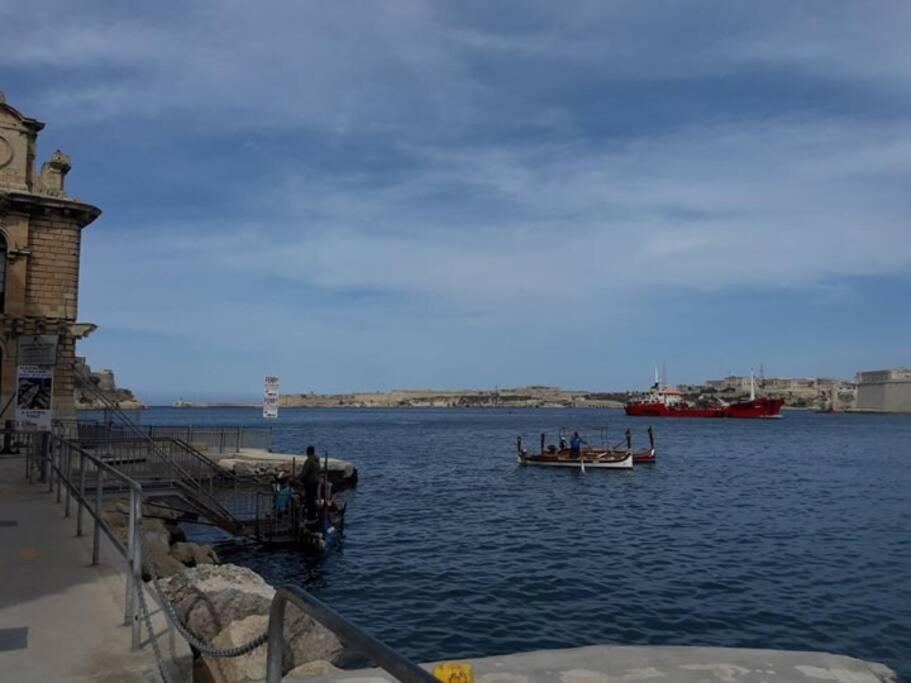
[287,645,898,683]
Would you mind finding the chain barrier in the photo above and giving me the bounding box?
[137,521,271,660]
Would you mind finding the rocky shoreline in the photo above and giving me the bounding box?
[158,565,354,682]
[104,497,351,681]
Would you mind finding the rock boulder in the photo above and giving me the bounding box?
[157,564,354,677]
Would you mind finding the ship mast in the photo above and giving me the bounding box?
[749,369,756,401]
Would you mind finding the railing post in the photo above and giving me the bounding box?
[76,451,86,536]
[55,439,62,504]
[219,429,225,454]
[126,488,143,648]
[93,466,104,566]
[64,444,72,518]
[265,593,288,683]
[43,432,52,490]
[25,434,33,484]
[125,487,136,627]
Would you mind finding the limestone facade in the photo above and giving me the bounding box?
[0,90,100,425]
[855,368,911,413]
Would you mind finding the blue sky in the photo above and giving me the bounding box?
[3,2,910,403]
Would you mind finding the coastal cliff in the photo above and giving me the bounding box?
[73,357,145,410]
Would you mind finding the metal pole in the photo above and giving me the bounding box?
[129,490,143,649]
[26,434,32,484]
[44,433,53,491]
[77,451,86,536]
[265,586,439,683]
[125,487,136,626]
[55,440,62,504]
[64,445,72,518]
[265,594,288,683]
[92,467,104,566]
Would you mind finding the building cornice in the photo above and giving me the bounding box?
[0,190,101,228]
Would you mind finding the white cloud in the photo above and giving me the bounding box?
[82,116,911,321]
[5,2,910,132]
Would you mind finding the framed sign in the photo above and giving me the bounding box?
[18,335,58,366]
[263,376,279,419]
[16,365,54,430]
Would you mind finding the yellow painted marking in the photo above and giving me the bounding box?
[17,547,42,560]
[433,662,474,683]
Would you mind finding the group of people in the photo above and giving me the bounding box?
[274,445,323,519]
[559,431,586,456]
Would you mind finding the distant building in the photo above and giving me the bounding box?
[855,368,911,413]
[0,91,100,425]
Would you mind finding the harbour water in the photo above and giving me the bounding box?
[101,407,911,678]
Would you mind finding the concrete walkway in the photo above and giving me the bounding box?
[299,645,898,683]
[0,456,190,682]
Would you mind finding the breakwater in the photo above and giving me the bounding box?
[93,406,911,680]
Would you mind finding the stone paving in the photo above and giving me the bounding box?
[0,456,189,682]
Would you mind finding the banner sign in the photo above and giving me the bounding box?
[18,335,58,366]
[16,365,54,430]
[263,376,279,419]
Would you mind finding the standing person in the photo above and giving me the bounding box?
[570,431,585,457]
[299,446,322,520]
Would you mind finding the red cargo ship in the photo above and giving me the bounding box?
[625,372,784,419]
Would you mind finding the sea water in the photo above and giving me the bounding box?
[96,407,911,677]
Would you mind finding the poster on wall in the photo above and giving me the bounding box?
[263,376,279,419]
[16,365,54,430]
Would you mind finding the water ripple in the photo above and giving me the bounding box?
[156,407,911,680]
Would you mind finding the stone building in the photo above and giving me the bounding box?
[855,368,911,413]
[0,90,100,426]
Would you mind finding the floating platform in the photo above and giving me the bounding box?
[213,448,358,488]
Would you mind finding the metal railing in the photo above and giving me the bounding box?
[76,422,273,454]
[266,585,438,683]
[22,429,435,683]
[26,432,145,650]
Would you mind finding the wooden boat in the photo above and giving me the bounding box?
[516,434,632,469]
[517,446,633,469]
[516,427,656,469]
[572,427,657,464]
[619,427,657,464]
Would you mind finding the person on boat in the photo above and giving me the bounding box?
[298,445,322,519]
[274,472,293,514]
[570,431,585,457]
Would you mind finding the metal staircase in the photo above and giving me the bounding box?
[70,364,246,532]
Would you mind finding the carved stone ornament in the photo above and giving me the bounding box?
[0,135,13,170]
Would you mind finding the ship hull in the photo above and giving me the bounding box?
[625,398,784,419]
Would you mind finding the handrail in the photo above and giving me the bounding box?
[26,430,436,683]
[75,433,241,525]
[33,434,146,650]
[266,585,439,683]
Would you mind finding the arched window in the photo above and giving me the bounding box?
[0,232,6,312]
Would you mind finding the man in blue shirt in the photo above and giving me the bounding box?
[570,431,585,457]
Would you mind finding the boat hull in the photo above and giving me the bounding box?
[517,451,633,469]
[625,398,784,419]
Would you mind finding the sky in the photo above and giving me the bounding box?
[2,1,910,403]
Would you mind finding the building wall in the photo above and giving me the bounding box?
[0,91,100,426]
[25,215,81,319]
[856,374,911,413]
